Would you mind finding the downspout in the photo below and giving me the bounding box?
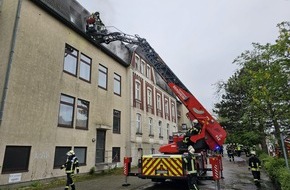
[0,0,22,125]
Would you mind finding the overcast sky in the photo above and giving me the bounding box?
[79,0,290,114]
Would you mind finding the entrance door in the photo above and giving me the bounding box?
[96,129,106,163]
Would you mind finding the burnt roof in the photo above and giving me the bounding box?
[31,0,130,67]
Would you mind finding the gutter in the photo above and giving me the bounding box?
[0,0,22,125]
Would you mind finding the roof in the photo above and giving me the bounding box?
[31,0,130,67]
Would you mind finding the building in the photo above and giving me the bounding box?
[0,0,193,186]
[0,0,132,185]
[128,47,179,165]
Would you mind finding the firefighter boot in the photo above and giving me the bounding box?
[71,184,76,190]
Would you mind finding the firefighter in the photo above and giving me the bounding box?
[61,150,79,190]
[248,151,261,185]
[86,12,105,33]
[183,145,199,190]
[226,144,235,162]
[183,119,202,145]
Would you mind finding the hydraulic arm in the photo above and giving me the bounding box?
[85,13,226,153]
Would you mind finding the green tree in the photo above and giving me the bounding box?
[215,22,290,152]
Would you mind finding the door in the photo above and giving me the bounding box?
[96,129,106,163]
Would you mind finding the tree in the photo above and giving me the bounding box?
[215,22,290,153]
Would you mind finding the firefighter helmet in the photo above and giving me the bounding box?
[250,151,256,155]
[192,119,198,125]
[66,150,75,156]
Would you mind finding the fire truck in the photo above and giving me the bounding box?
[85,12,227,188]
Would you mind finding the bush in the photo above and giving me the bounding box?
[277,167,290,190]
[261,154,290,190]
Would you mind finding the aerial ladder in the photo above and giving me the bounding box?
[85,12,227,188]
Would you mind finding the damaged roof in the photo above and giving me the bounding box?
[31,0,131,66]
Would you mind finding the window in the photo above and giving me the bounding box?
[76,99,89,129]
[147,88,152,106]
[79,53,91,82]
[157,93,161,110]
[171,102,176,118]
[158,121,163,138]
[167,123,170,139]
[113,109,121,134]
[114,73,121,96]
[58,94,75,128]
[164,98,169,114]
[135,81,141,101]
[146,64,151,78]
[74,147,87,166]
[2,146,31,173]
[149,117,153,136]
[136,113,142,134]
[98,64,107,89]
[54,147,71,168]
[64,44,78,76]
[112,147,120,162]
[135,55,140,71]
[140,60,145,74]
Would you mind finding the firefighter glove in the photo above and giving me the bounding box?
[60,165,65,170]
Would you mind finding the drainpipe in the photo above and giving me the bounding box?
[0,0,22,125]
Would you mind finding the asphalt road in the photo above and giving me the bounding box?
[48,154,275,190]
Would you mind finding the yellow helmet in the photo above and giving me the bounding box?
[66,150,75,156]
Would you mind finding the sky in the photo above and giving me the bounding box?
[79,0,290,115]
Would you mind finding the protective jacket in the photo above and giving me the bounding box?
[62,155,79,174]
[248,156,261,171]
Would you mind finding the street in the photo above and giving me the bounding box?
[48,154,275,190]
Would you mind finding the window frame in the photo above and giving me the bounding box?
[112,147,121,163]
[149,117,153,137]
[135,55,140,71]
[136,113,142,134]
[147,88,152,106]
[113,109,121,134]
[135,80,141,101]
[158,121,163,138]
[53,146,71,168]
[74,147,87,166]
[113,73,121,96]
[76,98,89,130]
[146,64,151,79]
[2,146,31,174]
[98,64,108,90]
[79,53,92,82]
[63,44,78,76]
[58,94,75,128]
